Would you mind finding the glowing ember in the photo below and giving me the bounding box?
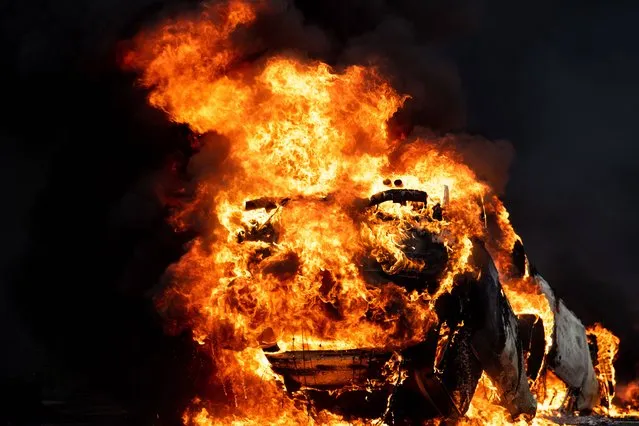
[123,0,638,424]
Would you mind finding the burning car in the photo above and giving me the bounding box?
[122,1,637,424]
[240,184,601,424]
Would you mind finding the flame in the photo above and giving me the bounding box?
[462,371,569,426]
[590,323,620,413]
[616,380,639,415]
[124,1,638,424]
[587,324,639,418]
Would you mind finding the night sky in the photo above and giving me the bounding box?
[1,0,638,424]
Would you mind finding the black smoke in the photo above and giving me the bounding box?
[1,0,638,424]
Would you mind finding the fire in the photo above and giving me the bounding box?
[462,371,570,426]
[123,1,638,424]
[590,323,620,413]
[587,324,639,418]
[616,380,639,414]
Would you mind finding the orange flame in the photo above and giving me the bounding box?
[124,1,637,424]
[616,380,639,415]
[587,324,639,418]
[462,371,569,425]
[590,323,620,413]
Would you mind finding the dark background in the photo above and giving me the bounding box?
[1,0,637,424]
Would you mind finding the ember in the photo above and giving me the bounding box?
[122,0,639,424]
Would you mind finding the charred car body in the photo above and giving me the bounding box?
[240,184,605,424]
